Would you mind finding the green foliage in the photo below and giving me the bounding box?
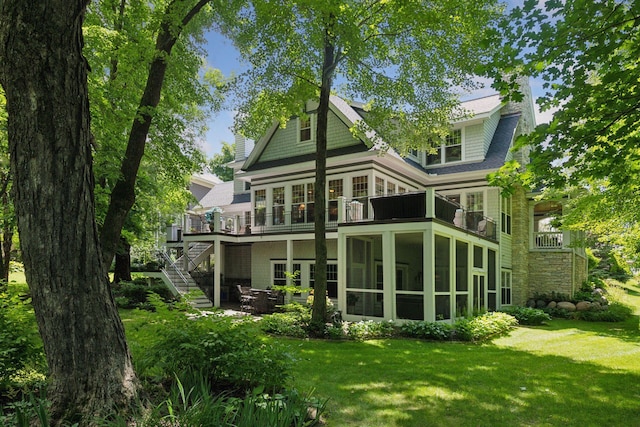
[261,311,310,338]
[0,285,46,392]
[208,141,235,182]
[572,302,633,323]
[399,321,454,340]
[344,321,395,341]
[486,0,640,252]
[500,306,551,326]
[139,313,291,394]
[111,281,176,310]
[454,312,518,342]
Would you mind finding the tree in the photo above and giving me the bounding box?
[209,141,235,181]
[0,0,240,422]
[485,0,640,252]
[84,0,220,279]
[0,1,137,423]
[96,0,232,270]
[224,0,502,326]
[0,89,15,287]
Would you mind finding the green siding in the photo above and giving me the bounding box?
[256,111,361,164]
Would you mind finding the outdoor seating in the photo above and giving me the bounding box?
[236,284,256,313]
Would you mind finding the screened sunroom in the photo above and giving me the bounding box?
[337,219,500,323]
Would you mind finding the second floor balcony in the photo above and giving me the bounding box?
[193,189,497,241]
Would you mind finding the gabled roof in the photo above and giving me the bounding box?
[458,94,503,118]
[197,181,250,211]
[421,112,521,175]
[242,95,379,171]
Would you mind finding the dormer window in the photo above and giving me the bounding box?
[426,129,463,165]
[299,116,312,142]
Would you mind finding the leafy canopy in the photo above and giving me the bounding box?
[486,0,640,254]
[225,0,503,151]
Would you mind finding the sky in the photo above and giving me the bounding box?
[199,1,553,158]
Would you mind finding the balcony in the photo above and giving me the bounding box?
[186,189,496,241]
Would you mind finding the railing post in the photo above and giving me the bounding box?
[213,210,221,233]
[425,188,435,218]
[338,196,346,223]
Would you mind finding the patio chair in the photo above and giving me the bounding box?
[236,284,255,313]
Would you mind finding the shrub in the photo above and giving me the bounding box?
[141,314,292,394]
[454,312,518,342]
[573,302,633,322]
[261,312,309,338]
[501,306,551,325]
[111,281,175,309]
[0,287,46,392]
[400,321,453,340]
[345,320,395,340]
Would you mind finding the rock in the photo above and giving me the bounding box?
[592,288,604,295]
[599,296,609,306]
[536,299,547,309]
[590,301,602,311]
[547,301,557,309]
[557,301,576,312]
[576,301,592,311]
[527,299,536,308]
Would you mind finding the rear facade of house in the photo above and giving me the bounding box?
[164,83,587,322]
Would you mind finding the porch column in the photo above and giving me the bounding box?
[382,231,394,321]
[213,210,221,233]
[424,227,434,321]
[425,188,435,218]
[214,237,221,307]
[337,196,346,223]
[286,239,293,286]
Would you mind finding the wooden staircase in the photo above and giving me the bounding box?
[158,243,214,308]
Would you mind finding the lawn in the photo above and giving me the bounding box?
[279,285,640,426]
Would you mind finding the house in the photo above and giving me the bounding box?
[162,80,588,321]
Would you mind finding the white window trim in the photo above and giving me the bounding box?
[425,128,465,166]
[297,115,315,143]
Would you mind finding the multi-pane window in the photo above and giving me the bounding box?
[291,183,314,224]
[254,189,266,226]
[375,177,385,196]
[273,262,301,286]
[445,129,462,162]
[272,187,285,225]
[501,270,512,305]
[352,176,369,220]
[426,129,463,165]
[291,184,305,223]
[310,263,338,298]
[328,179,343,221]
[466,191,484,231]
[398,186,406,194]
[386,181,396,195]
[501,196,512,235]
[299,116,311,142]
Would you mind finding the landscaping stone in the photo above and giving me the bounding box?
[527,298,536,308]
[590,301,602,311]
[576,301,592,311]
[547,301,557,309]
[536,299,547,309]
[557,301,576,312]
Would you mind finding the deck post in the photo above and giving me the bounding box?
[425,188,435,218]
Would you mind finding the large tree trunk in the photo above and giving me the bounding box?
[311,30,336,328]
[113,237,133,283]
[0,1,137,425]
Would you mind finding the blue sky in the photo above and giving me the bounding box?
[200,0,552,158]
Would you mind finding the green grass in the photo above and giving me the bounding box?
[281,323,639,426]
[280,306,640,426]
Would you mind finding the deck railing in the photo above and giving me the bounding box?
[187,189,497,240]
